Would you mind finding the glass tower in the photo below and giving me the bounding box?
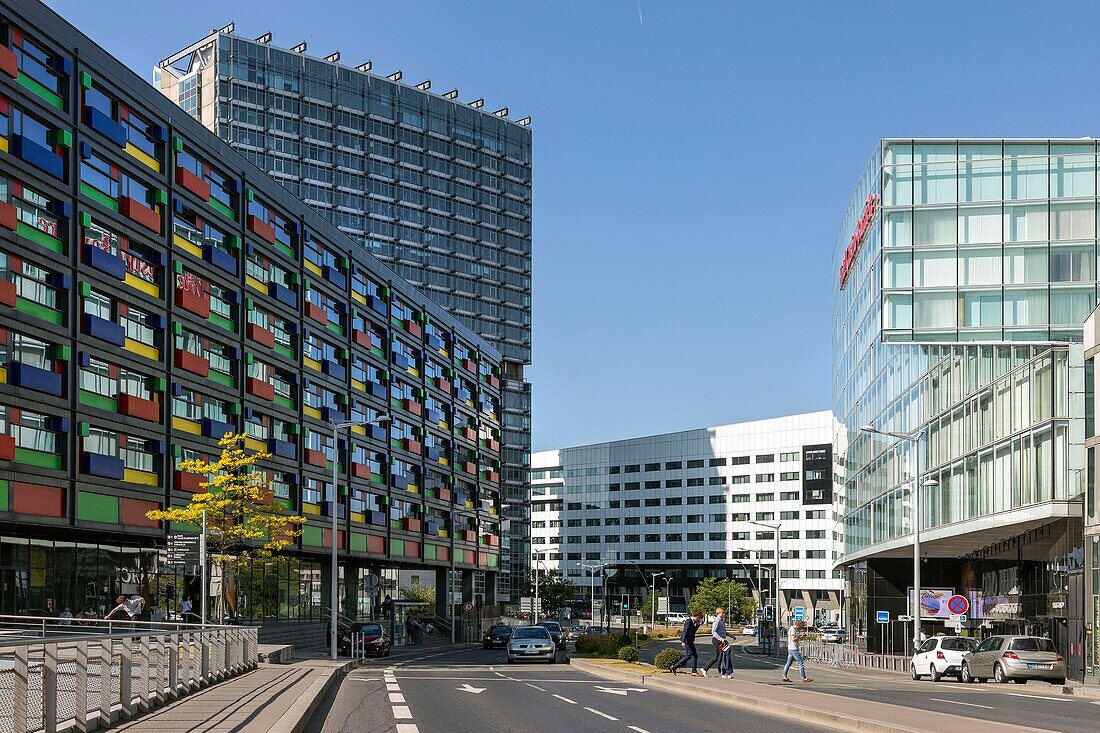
[154,32,533,600]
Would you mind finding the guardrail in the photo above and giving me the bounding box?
[0,624,257,733]
[801,639,908,672]
[0,614,207,640]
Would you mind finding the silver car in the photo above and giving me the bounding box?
[960,635,1066,685]
[507,625,556,664]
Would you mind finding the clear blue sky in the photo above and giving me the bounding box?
[44,1,1100,450]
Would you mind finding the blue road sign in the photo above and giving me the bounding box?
[756,609,764,618]
[876,610,890,624]
[793,606,805,622]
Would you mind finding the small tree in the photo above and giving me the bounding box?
[147,433,307,620]
[520,570,577,616]
[637,590,664,622]
[401,579,436,608]
[688,577,756,623]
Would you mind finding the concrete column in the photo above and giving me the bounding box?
[434,566,449,619]
[344,564,359,620]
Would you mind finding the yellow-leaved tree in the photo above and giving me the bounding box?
[147,433,307,621]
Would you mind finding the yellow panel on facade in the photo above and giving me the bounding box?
[352,291,366,305]
[124,339,159,361]
[408,367,419,378]
[351,512,365,524]
[303,503,321,516]
[303,406,322,420]
[439,457,449,466]
[303,357,322,373]
[124,468,159,486]
[351,425,366,436]
[0,367,6,384]
[124,273,160,297]
[304,260,322,276]
[351,379,366,394]
[173,234,202,259]
[438,529,449,539]
[245,438,266,453]
[245,275,267,294]
[0,138,8,154]
[407,484,419,494]
[465,500,474,509]
[173,417,201,435]
[124,143,162,172]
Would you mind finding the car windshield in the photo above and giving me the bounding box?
[941,638,977,651]
[513,627,550,639]
[1009,637,1056,652]
[358,624,382,635]
[538,622,561,632]
[488,626,510,634]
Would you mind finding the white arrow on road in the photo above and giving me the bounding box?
[595,686,647,696]
[457,683,487,694]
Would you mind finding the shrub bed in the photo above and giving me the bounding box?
[618,645,640,662]
[653,647,682,670]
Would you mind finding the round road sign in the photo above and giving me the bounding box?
[947,595,969,616]
[463,601,474,612]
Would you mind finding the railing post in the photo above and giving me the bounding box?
[137,635,151,713]
[119,635,133,720]
[74,640,90,733]
[156,634,168,704]
[168,632,179,699]
[98,638,114,728]
[43,643,58,733]
[201,631,211,687]
[14,645,29,733]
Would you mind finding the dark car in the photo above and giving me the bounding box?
[483,624,514,649]
[536,621,566,649]
[339,622,391,657]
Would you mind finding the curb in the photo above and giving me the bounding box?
[567,659,1042,733]
[268,660,358,733]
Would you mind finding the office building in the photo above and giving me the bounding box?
[531,411,843,626]
[1081,304,1099,685]
[0,0,504,628]
[834,140,1087,677]
[152,29,533,602]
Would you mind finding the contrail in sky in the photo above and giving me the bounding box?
[637,0,644,24]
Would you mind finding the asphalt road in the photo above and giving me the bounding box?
[644,637,1098,733]
[306,644,827,733]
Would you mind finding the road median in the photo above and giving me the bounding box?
[568,657,1047,733]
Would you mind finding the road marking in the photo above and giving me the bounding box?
[1005,692,1068,702]
[584,707,618,721]
[493,671,505,677]
[457,683,486,693]
[388,693,406,703]
[628,727,652,733]
[392,705,413,719]
[595,685,647,696]
[930,698,993,709]
[552,694,576,704]
[526,683,547,691]
[396,726,419,733]
[387,683,401,691]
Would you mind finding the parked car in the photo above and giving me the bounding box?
[507,625,556,664]
[585,625,607,635]
[961,635,1066,685]
[742,625,757,636]
[536,620,566,648]
[821,627,848,643]
[483,625,514,649]
[911,636,976,681]
[666,613,689,625]
[339,622,390,657]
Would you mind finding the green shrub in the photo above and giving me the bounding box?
[636,633,649,641]
[618,645,640,662]
[653,648,682,670]
[618,633,632,648]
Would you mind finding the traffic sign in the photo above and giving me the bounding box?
[163,534,201,566]
[793,606,805,622]
[463,601,474,612]
[949,613,967,623]
[756,609,764,618]
[947,595,969,616]
[876,610,890,624]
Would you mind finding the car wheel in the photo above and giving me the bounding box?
[930,665,942,682]
[960,663,973,684]
[911,664,921,680]
[1013,678,1026,685]
[994,663,1008,684]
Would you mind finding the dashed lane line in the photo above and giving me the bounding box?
[1004,692,1070,702]
[386,683,401,691]
[628,727,652,733]
[392,705,413,719]
[552,694,577,704]
[929,698,994,709]
[584,707,618,721]
[526,683,547,691]
[396,726,419,733]
[388,693,406,703]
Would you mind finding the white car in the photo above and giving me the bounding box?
[665,613,688,625]
[820,627,848,643]
[911,636,978,681]
[742,626,757,636]
[507,626,556,664]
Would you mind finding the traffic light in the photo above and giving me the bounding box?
[765,605,774,621]
[621,594,629,610]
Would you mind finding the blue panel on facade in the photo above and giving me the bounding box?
[368,423,387,442]
[322,359,346,381]
[84,243,127,280]
[204,244,237,274]
[267,438,296,459]
[83,107,127,147]
[367,510,386,526]
[201,418,234,440]
[393,353,410,370]
[322,266,346,291]
[82,313,126,346]
[321,501,346,519]
[391,473,410,490]
[426,446,441,461]
[427,334,444,351]
[368,381,387,400]
[321,406,342,423]
[8,362,63,396]
[366,295,387,316]
[81,451,125,480]
[12,135,64,180]
[426,409,443,424]
[269,282,296,307]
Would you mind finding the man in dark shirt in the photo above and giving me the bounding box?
[668,610,704,676]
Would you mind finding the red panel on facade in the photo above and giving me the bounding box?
[175,286,210,318]
[118,393,160,423]
[462,529,477,542]
[367,534,385,554]
[437,487,452,503]
[353,330,372,348]
[462,358,476,373]
[352,463,371,480]
[463,550,476,565]
[0,435,14,461]
[0,279,15,308]
[119,197,161,235]
[402,517,421,533]
[402,438,421,455]
[305,302,328,325]
[246,322,276,348]
[174,349,210,377]
[175,167,211,201]
[304,449,327,467]
[434,378,451,394]
[322,528,346,549]
[403,320,422,338]
[12,483,64,517]
[121,498,160,528]
[0,200,18,231]
[174,470,205,493]
[461,427,477,441]
[246,377,275,401]
[405,541,420,558]
[436,545,449,562]
[461,460,477,474]
[247,214,276,244]
[0,46,16,78]
[403,398,422,416]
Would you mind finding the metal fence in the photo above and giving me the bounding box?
[801,639,907,672]
[0,623,257,733]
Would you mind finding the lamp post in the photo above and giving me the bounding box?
[861,424,939,656]
[734,547,764,617]
[532,550,549,624]
[330,413,390,660]
[580,561,608,627]
[649,571,665,627]
[664,577,672,619]
[749,521,781,654]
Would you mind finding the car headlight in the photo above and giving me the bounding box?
[369,638,384,646]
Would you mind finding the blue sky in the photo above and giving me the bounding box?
[44,1,1100,450]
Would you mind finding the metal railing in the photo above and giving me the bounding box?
[801,639,907,671]
[0,622,257,733]
[0,614,207,640]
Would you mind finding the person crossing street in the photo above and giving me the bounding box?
[701,607,733,678]
[781,620,813,683]
[668,610,704,676]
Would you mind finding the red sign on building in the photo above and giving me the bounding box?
[839,193,879,290]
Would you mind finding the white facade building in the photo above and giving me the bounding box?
[531,411,843,625]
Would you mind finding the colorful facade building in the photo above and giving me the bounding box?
[0,0,503,627]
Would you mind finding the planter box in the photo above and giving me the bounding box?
[304,449,328,467]
[247,322,276,348]
[118,393,160,422]
[174,348,209,377]
[174,470,205,493]
[246,377,275,401]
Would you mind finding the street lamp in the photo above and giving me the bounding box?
[580,561,608,626]
[734,547,765,616]
[649,571,665,627]
[532,550,550,624]
[330,413,390,660]
[861,424,939,656]
[664,577,672,619]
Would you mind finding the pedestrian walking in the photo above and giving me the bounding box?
[702,607,732,678]
[668,610,704,676]
[781,620,813,682]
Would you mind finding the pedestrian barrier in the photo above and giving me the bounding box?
[0,623,257,733]
[801,639,908,672]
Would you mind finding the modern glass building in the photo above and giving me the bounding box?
[0,0,504,630]
[1081,305,1100,685]
[531,412,844,626]
[834,140,1088,677]
[152,31,533,602]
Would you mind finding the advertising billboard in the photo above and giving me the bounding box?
[906,588,955,619]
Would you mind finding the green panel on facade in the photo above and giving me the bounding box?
[274,345,295,360]
[208,199,236,220]
[488,554,499,568]
[208,372,235,388]
[326,323,344,336]
[79,391,117,412]
[15,448,62,469]
[18,72,64,109]
[390,538,404,557]
[350,532,366,553]
[274,395,294,410]
[423,544,436,560]
[77,492,119,524]
[275,243,294,259]
[16,223,64,252]
[80,183,120,211]
[274,498,293,512]
[16,298,63,324]
[302,525,323,547]
[0,480,8,512]
[209,313,236,333]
